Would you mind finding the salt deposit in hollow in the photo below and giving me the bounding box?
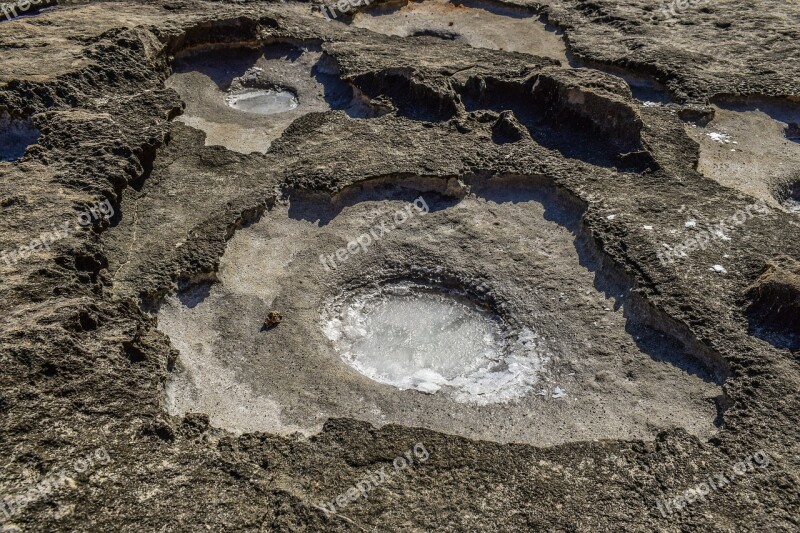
[224,88,299,115]
[323,282,544,404]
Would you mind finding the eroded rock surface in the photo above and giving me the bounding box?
[0,1,798,532]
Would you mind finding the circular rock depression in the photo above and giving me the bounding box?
[166,43,377,154]
[158,175,727,445]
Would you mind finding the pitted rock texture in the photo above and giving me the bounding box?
[0,1,798,532]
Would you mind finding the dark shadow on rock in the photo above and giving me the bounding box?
[456,76,652,170]
[286,179,460,226]
[351,68,460,122]
[310,55,378,119]
[786,123,800,144]
[262,43,304,63]
[745,256,800,354]
[567,57,674,104]
[0,0,58,23]
[0,115,40,162]
[172,47,263,91]
[456,0,538,19]
[411,29,461,40]
[491,111,528,144]
[178,281,214,309]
